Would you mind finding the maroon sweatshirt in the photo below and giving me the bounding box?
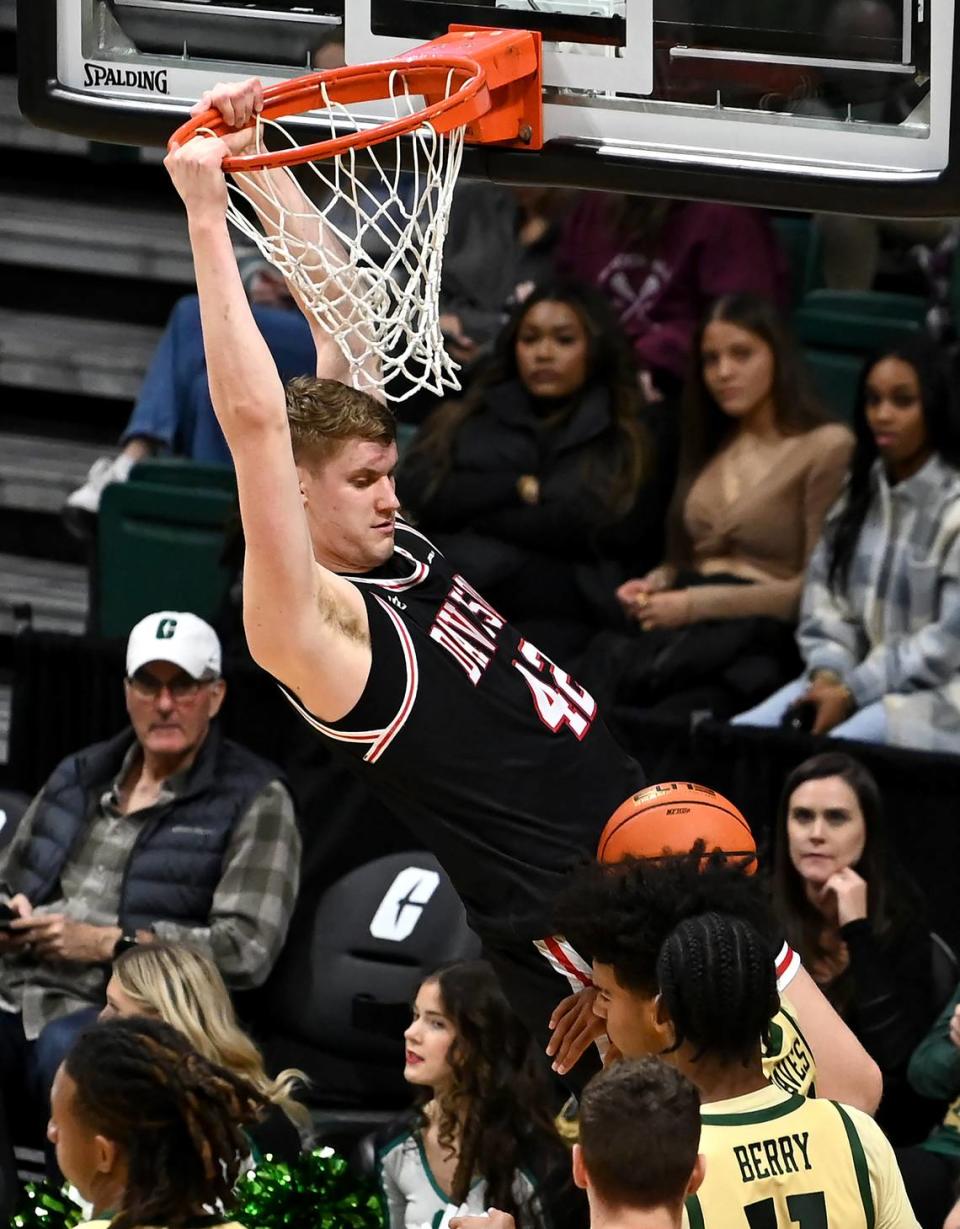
[556,197,790,384]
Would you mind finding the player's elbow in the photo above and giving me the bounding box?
[244,618,286,677]
[212,388,288,436]
[845,1053,883,1116]
[243,609,309,686]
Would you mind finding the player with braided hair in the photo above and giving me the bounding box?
[546,842,882,1114]
[657,911,780,1069]
[554,861,918,1227]
[47,1016,269,1229]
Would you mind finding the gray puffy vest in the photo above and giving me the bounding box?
[9,725,279,931]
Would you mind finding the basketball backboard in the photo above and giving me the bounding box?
[16,0,959,215]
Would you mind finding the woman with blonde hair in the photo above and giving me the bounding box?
[102,941,309,1158]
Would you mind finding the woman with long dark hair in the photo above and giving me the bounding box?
[586,292,852,716]
[770,752,938,1143]
[734,333,960,748]
[376,961,571,1229]
[49,1016,267,1229]
[398,280,666,660]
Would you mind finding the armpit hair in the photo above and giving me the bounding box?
[318,586,370,645]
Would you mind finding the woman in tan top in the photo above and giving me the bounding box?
[586,293,853,717]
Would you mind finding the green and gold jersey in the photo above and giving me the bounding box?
[762,1000,816,1099]
[683,1083,919,1229]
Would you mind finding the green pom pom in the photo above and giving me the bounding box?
[10,1181,85,1229]
[234,1147,385,1229]
[9,1148,384,1229]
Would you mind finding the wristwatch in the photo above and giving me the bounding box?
[112,932,139,959]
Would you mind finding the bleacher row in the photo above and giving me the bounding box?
[0,0,192,759]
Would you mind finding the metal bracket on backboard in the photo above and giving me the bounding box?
[347,0,653,97]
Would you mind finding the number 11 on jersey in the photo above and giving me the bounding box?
[746,1193,827,1229]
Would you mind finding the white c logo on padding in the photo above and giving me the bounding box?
[369,867,441,941]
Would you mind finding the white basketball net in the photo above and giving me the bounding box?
[224,71,467,403]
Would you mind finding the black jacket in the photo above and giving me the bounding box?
[399,380,671,629]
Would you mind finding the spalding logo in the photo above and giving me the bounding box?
[83,63,169,93]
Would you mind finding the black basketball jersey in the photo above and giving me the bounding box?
[280,521,644,941]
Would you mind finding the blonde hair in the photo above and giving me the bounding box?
[285,375,395,466]
[113,942,311,1131]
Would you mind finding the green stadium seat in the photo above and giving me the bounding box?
[134,432,418,477]
[97,481,236,638]
[804,348,864,425]
[794,290,926,351]
[130,458,236,493]
[800,289,928,321]
[772,217,824,306]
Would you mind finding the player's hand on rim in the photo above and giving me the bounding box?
[164,133,232,218]
[191,77,264,129]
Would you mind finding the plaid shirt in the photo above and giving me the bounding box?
[799,454,960,752]
[0,740,300,1038]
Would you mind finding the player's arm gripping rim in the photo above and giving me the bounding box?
[190,77,384,398]
[164,113,371,723]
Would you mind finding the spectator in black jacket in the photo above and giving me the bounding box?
[770,751,938,1144]
[398,281,670,661]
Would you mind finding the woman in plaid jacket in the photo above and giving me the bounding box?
[734,334,960,752]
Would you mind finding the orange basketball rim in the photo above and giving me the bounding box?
[168,25,544,173]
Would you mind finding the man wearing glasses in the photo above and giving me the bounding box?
[0,610,299,1199]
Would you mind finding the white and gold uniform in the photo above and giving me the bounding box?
[684,1083,918,1229]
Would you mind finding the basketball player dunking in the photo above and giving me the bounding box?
[164,79,641,1089]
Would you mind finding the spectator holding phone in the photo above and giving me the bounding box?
[0,611,299,1216]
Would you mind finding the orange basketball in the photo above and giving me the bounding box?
[598,781,757,873]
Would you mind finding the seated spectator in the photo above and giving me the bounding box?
[584,293,852,717]
[734,335,960,749]
[555,196,788,401]
[64,266,317,526]
[555,863,918,1226]
[901,983,960,1229]
[376,961,571,1229]
[49,1016,266,1229]
[102,941,309,1161]
[451,1058,705,1229]
[439,183,566,370]
[0,610,300,1211]
[771,753,938,1144]
[399,281,669,660]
